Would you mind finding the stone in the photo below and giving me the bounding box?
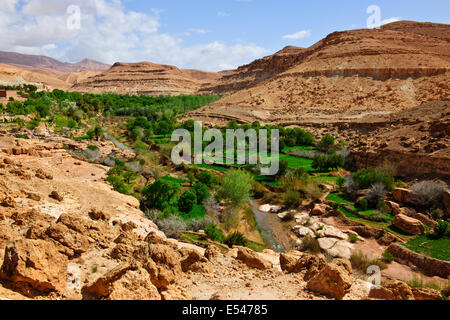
[46,223,90,257]
[319,225,348,240]
[332,258,352,274]
[279,251,303,273]
[82,263,132,298]
[292,226,314,237]
[236,247,272,270]
[148,244,182,289]
[204,245,222,260]
[107,269,161,300]
[49,191,64,202]
[89,208,111,221]
[311,203,330,216]
[294,212,310,225]
[1,196,16,208]
[369,281,415,300]
[0,239,68,296]
[411,288,443,300]
[393,214,425,235]
[385,201,401,215]
[306,263,352,300]
[179,247,212,273]
[392,188,411,203]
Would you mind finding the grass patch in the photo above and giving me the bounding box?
[403,235,450,261]
[326,192,352,204]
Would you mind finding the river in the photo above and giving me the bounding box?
[250,199,285,253]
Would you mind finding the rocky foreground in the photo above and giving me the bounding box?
[0,135,445,300]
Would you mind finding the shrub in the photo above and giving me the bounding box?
[317,134,335,151]
[224,231,247,247]
[410,181,446,207]
[431,209,442,220]
[189,216,214,232]
[178,191,197,214]
[218,170,253,207]
[352,167,395,191]
[155,215,187,239]
[348,234,359,243]
[193,182,210,204]
[87,145,99,151]
[205,224,225,243]
[283,190,302,208]
[365,183,387,207]
[350,251,387,272]
[142,178,181,211]
[312,154,344,171]
[434,220,449,239]
[382,250,395,263]
[406,276,442,291]
[301,235,321,254]
[197,170,217,187]
[337,177,346,189]
[358,198,369,211]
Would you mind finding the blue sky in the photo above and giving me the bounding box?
[0,0,449,71]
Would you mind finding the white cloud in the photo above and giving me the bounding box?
[282,30,311,40]
[0,0,267,71]
[218,11,230,17]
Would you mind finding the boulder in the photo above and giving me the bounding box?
[294,212,310,225]
[311,203,330,216]
[318,225,348,240]
[306,263,352,300]
[49,191,64,202]
[0,239,68,296]
[369,281,415,300]
[393,214,425,235]
[46,223,90,257]
[318,238,353,259]
[385,201,400,215]
[279,251,303,273]
[148,244,182,289]
[179,247,212,273]
[107,269,161,300]
[392,188,411,203]
[89,208,111,221]
[292,226,314,238]
[204,245,222,261]
[236,247,272,270]
[412,288,443,301]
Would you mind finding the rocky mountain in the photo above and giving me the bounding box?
[198,46,308,95]
[0,51,110,73]
[188,21,449,125]
[72,62,221,96]
[0,63,102,91]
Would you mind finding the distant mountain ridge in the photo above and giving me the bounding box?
[0,51,110,73]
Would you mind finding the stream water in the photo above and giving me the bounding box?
[250,199,284,253]
[103,129,135,153]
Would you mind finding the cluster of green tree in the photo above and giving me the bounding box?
[312,153,345,171]
[141,170,217,219]
[105,160,140,196]
[0,84,37,92]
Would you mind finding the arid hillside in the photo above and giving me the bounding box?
[188,21,449,124]
[0,63,102,91]
[72,62,221,96]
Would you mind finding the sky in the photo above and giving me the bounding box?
[0,0,449,71]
